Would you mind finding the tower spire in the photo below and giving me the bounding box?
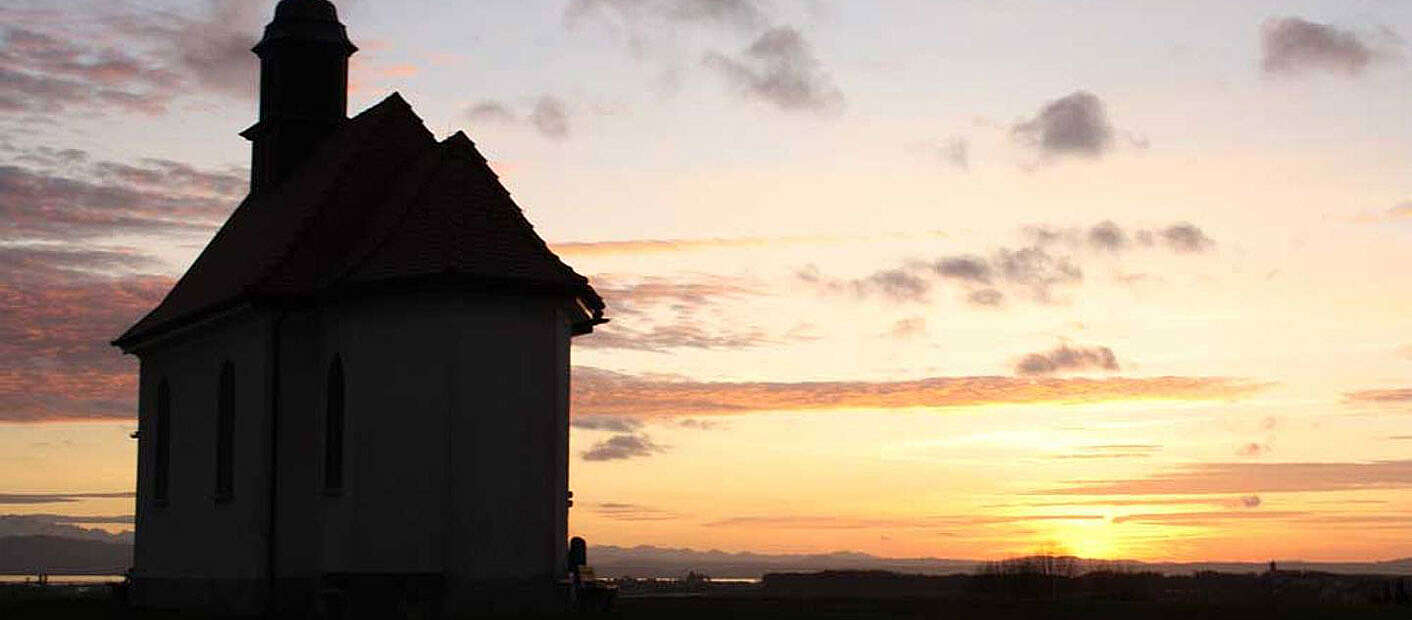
[241,0,357,194]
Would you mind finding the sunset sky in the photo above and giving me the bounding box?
[2,0,1411,563]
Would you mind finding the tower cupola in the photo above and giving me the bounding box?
[241,0,357,194]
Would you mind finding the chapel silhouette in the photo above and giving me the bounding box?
[112,0,605,615]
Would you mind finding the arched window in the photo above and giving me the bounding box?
[154,379,171,504]
[215,361,235,501]
[323,356,345,492]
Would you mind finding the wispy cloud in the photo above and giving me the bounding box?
[0,491,133,505]
[1345,388,1412,403]
[1237,442,1271,457]
[809,242,1087,306]
[1015,495,1261,509]
[909,137,971,171]
[553,236,789,256]
[0,266,168,422]
[565,0,838,112]
[0,157,242,239]
[1162,223,1215,253]
[572,367,1264,419]
[461,94,574,139]
[1052,444,1160,460]
[530,95,571,139]
[0,24,181,116]
[1110,510,1306,526]
[566,0,765,32]
[703,27,843,113]
[0,1,270,116]
[938,137,970,170]
[463,100,517,124]
[704,513,1105,530]
[1015,345,1119,377]
[1027,222,1216,255]
[160,0,271,98]
[967,289,1004,307]
[833,268,931,302]
[933,256,993,284]
[888,317,927,339]
[591,276,757,316]
[580,323,777,351]
[1040,460,1412,495]
[592,502,679,521]
[1087,221,1128,252]
[577,275,793,352]
[549,232,948,257]
[572,416,645,433]
[0,1,397,120]
[581,433,668,461]
[0,143,242,423]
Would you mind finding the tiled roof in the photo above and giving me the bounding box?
[114,93,603,349]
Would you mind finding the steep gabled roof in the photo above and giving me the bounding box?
[115,93,603,350]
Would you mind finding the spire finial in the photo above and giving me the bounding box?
[255,0,356,56]
[243,0,357,194]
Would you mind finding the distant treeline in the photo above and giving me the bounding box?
[0,536,131,576]
[761,556,1412,608]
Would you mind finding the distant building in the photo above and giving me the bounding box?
[112,0,605,615]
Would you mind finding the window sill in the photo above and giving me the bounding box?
[213,493,234,505]
[321,488,344,498]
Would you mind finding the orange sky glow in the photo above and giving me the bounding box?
[1,0,1411,564]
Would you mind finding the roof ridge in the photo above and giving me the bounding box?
[465,150,591,287]
[112,192,259,344]
[114,93,604,349]
[245,94,421,296]
[441,130,485,163]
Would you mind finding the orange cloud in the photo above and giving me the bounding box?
[0,265,167,423]
[571,368,1265,418]
[550,231,946,257]
[348,47,419,94]
[0,369,135,422]
[1041,460,1412,495]
[552,236,823,257]
[703,514,1106,529]
[379,64,420,78]
[1345,388,1412,403]
[1012,496,1262,510]
[1110,511,1307,525]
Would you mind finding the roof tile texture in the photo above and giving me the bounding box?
[116,94,601,347]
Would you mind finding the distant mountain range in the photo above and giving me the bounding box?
[0,514,133,544]
[586,545,1412,579]
[3,537,1409,579]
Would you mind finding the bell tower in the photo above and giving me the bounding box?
[242,0,357,194]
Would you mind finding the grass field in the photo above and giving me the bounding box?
[3,589,1410,620]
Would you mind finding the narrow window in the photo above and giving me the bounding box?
[323,356,345,492]
[215,361,235,501]
[154,379,171,504]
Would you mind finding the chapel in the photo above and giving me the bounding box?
[112,0,605,615]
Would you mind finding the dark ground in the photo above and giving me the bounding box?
[3,588,1409,620]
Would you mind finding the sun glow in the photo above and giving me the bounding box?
[1049,520,1122,560]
